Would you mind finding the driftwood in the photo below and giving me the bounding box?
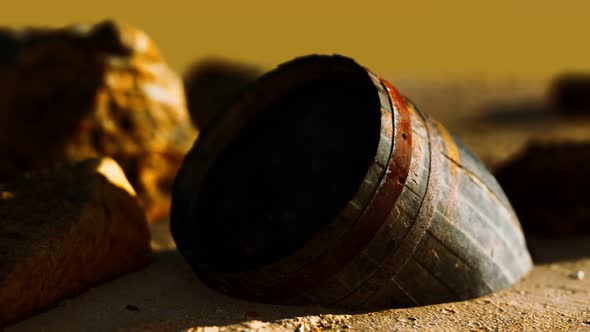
[0,158,150,325]
[0,21,197,222]
[171,55,532,308]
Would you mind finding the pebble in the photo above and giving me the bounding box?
[58,299,71,307]
[125,304,140,312]
[570,270,585,280]
[0,191,14,200]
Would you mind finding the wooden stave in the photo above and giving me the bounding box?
[171,55,533,308]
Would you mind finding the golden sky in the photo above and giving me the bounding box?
[4,1,589,79]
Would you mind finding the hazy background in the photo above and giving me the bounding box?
[4,1,589,79]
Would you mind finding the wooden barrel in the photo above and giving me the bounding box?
[170,55,532,308]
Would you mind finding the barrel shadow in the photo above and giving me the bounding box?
[148,251,354,328]
[6,249,351,332]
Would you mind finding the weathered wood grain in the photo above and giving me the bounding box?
[171,55,532,309]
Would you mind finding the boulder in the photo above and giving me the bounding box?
[0,21,197,222]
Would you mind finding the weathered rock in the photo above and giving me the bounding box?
[184,57,261,131]
[549,73,590,114]
[0,158,150,325]
[495,141,590,235]
[0,21,197,222]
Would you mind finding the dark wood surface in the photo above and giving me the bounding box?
[171,56,533,309]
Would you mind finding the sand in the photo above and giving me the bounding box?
[6,222,590,332]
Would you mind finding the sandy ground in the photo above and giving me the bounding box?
[6,222,590,332]
[6,78,590,331]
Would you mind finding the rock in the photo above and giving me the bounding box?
[495,141,590,235]
[570,270,585,280]
[184,57,261,131]
[125,304,140,312]
[0,158,150,324]
[0,20,197,222]
[549,73,590,114]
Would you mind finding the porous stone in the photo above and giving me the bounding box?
[0,158,150,324]
[0,20,197,222]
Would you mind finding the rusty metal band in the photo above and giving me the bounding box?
[327,87,443,308]
[379,101,444,284]
[325,95,435,307]
[215,73,414,302]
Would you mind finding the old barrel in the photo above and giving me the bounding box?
[170,55,533,308]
